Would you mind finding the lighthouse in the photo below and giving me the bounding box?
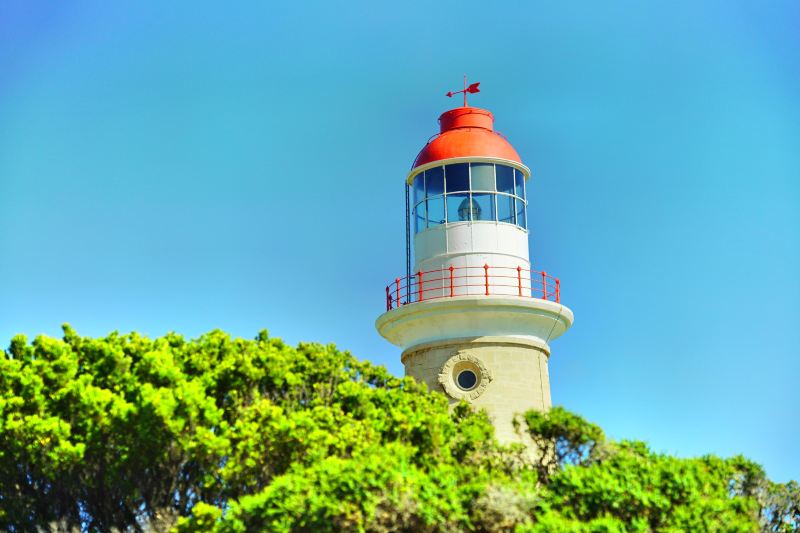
[375,86,574,445]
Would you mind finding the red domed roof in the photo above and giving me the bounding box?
[412,107,522,170]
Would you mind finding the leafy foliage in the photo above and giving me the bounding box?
[523,406,606,481]
[0,326,796,532]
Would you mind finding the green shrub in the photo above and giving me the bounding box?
[0,327,795,531]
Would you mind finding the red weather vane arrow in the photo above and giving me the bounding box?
[446,75,481,107]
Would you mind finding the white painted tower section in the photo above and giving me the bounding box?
[411,156,531,299]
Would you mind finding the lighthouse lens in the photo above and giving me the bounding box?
[457,370,478,390]
[448,193,471,222]
[456,196,480,221]
[472,193,495,221]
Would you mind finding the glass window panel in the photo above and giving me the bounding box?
[414,201,426,233]
[515,198,527,229]
[446,193,472,222]
[445,163,469,193]
[427,196,445,227]
[413,173,424,204]
[471,193,496,221]
[515,169,526,199]
[457,369,477,390]
[497,194,515,224]
[496,165,515,194]
[470,163,495,191]
[425,166,444,196]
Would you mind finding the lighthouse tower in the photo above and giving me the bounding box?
[375,91,574,444]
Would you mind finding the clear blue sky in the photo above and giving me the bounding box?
[1,1,798,481]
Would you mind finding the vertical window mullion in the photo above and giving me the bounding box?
[493,164,498,222]
[422,170,428,229]
[512,193,517,225]
[442,166,447,223]
[523,171,527,203]
[523,171,527,230]
[468,163,472,223]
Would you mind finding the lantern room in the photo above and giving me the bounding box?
[401,106,536,301]
[411,161,528,232]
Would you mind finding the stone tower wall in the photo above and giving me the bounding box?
[402,337,551,445]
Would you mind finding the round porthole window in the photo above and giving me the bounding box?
[438,352,493,400]
[456,369,478,390]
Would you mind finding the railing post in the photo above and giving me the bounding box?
[449,265,454,297]
[417,271,423,302]
[556,279,561,303]
[517,266,522,297]
[386,286,391,310]
[484,264,490,295]
[395,278,401,307]
[541,271,547,300]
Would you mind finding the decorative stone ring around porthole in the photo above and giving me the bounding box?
[438,352,493,401]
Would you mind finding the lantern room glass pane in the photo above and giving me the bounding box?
[496,165,515,194]
[413,173,424,204]
[414,201,426,233]
[447,193,471,222]
[514,169,526,199]
[497,194,515,224]
[445,163,469,193]
[515,198,527,229]
[471,193,495,221]
[425,166,444,196]
[470,163,495,191]
[427,196,445,227]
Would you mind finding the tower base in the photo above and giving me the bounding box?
[376,295,573,447]
[403,336,550,445]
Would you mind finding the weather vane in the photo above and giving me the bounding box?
[446,75,481,107]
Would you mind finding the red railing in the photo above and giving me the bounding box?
[385,264,561,311]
